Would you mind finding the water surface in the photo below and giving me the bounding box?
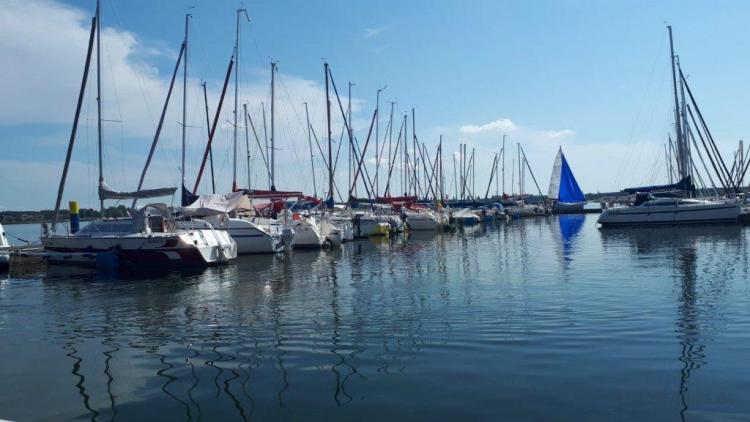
[1,217,750,421]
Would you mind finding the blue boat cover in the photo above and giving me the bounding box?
[558,154,585,202]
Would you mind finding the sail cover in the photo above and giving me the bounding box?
[99,181,176,201]
[182,191,251,216]
[548,148,585,203]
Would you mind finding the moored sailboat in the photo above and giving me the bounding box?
[42,3,236,267]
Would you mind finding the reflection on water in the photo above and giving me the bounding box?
[1,218,750,420]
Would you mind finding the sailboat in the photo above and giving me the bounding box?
[42,3,237,266]
[598,26,744,227]
[548,147,587,214]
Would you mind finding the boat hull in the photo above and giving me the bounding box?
[41,230,236,265]
[598,202,742,227]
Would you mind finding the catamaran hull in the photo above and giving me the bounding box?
[598,203,742,227]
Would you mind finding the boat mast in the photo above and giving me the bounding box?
[201,81,216,193]
[243,103,252,190]
[270,61,277,191]
[502,134,506,195]
[52,11,97,230]
[232,8,249,192]
[668,25,686,183]
[325,62,333,207]
[181,13,190,203]
[96,0,104,215]
[304,102,317,197]
[388,100,395,197]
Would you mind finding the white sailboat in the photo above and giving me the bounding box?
[42,3,236,267]
[598,26,743,227]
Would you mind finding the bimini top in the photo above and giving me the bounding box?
[548,147,585,203]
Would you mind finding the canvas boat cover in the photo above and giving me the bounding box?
[183,191,252,216]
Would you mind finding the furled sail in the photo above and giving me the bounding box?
[98,181,176,201]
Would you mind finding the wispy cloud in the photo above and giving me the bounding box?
[460,118,518,134]
[364,26,387,39]
[542,129,576,140]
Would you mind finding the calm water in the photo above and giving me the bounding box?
[2,217,750,421]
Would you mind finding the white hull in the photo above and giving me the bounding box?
[598,201,742,226]
[42,228,236,265]
[404,212,439,231]
[510,204,548,218]
[291,217,325,249]
[0,224,8,271]
[210,217,287,254]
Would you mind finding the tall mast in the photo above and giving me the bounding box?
[232,8,248,191]
[502,134,506,195]
[375,89,380,197]
[347,82,354,197]
[243,103,251,189]
[325,62,333,206]
[517,143,522,195]
[667,25,685,181]
[96,0,104,214]
[412,108,417,198]
[270,61,277,190]
[388,101,395,197]
[201,81,216,193]
[53,12,97,229]
[304,102,317,197]
[181,13,190,203]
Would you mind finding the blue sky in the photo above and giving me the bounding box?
[2,0,750,210]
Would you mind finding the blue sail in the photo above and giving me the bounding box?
[558,153,585,203]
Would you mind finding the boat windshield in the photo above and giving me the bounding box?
[75,219,135,236]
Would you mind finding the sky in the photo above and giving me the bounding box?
[2,0,750,210]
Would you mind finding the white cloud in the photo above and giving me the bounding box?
[542,129,576,140]
[459,118,518,134]
[0,0,171,138]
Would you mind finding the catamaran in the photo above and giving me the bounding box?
[42,3,236,266]
[598,26,744,227]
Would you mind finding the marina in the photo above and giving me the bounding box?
[4,0,750,420]
[2,217,750,420]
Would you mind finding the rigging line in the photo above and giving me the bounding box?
[107,0,156,129]
[686,105,727,190]
[277,100,309,191]
[687,125,718,195]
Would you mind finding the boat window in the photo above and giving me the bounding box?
[76,220,135,235]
